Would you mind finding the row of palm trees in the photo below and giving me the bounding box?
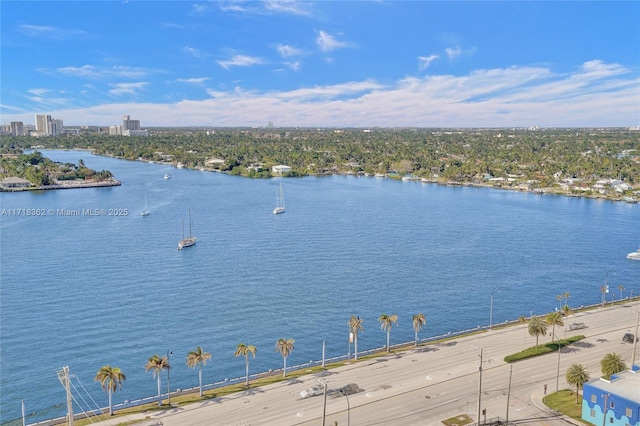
[527,311,566,346]
[93,339,293,416]
[348,313,427,360]
[93,310,629,417]
[565,353,628,403]
[93,313,428,416]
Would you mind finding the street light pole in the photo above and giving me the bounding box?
[166,350,173,406]
[316,377,328,426]
[341,389,351,426]
[603,271,616,306]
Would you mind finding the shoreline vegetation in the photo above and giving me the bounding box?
[0,150,118,192]
[35,297,639,426]
[1,127,638,202]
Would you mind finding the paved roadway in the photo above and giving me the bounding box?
[97,301,639,426]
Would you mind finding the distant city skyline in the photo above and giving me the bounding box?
[1,1,639,128]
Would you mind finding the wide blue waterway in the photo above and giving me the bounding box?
[1,150,638,424]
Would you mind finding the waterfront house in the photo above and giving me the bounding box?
[272,165,292,174]
[0,177,32,190]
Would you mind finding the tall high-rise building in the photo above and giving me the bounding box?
[34,115,62,135]
[10,122,25,136]
[50,119,63,135]
[122,115,140,131]
[35,114,51,134]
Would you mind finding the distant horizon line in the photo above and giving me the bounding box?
[5,124,640,131]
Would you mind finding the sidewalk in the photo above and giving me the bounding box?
[528,389,584,425]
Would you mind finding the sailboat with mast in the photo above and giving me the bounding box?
[140,192,150,216]
[178,209,197,250]
[273,182,285,215]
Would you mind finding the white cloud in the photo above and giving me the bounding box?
[264,0,310,16]
[283,61,301,72]
[182,46,207,58]
[19,24,86,39]
[218,0,310,15]
[28,88,50,96]
[276,44,305,58]
[444,45,476,61]
[177,77,210,85]
[4,60,637,128]
[54,65,152,79]
[109,82,148,96]
[190,4,210,14]
[445,46,463,60]
[418,55,439,71]
[316,31,349,52]
[218,55,265,69]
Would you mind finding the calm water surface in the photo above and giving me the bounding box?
[1,150,638,423]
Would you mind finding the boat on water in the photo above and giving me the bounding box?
[273,182,285,215]
[627,248,640,260]
[164,174,171,180]
[140,192,150,217]
[178,209,197,250]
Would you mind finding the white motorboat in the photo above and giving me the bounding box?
[627,248,640,260]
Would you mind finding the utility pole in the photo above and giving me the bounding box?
[57,366,74,426]
[602,393,610,426]
[506,364,513,422]
[632,311,639,367]
[470,346,483,425]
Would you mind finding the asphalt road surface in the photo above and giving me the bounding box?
[95,301,639,426]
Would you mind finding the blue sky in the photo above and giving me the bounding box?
[1,1,639,128]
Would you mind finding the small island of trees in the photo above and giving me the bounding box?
[0,150,115,190]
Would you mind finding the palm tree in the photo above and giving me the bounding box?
[349,315,364,360]
[275,338,295,377]
[528,316,548,347]
[145,354,170,406]
[234,343,257,386]
[618,285,625,300]
[186,346,212,397]
[565,363,590,403]
[378,314,398,352]
[94,365,126,416]
[545,311,564,342]
[412,313,426,346]
[562,292,571,310]
[600,353,627,380]
[556,294,563,310]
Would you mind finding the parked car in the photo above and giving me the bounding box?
[569,322,586,330]
[299,384,325,399]
[340,383,361,396]
[622,333,637,343]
